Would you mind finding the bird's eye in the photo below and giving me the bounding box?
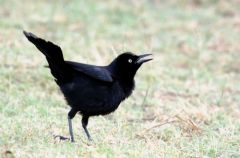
[128,59,132,63]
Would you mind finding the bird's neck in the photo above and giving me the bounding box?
[106,64,135,95]
[119,78,135,98]
[107,65,135,83]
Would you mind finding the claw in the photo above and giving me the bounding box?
[54,135,73,142]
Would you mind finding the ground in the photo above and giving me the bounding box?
[0,0,240,157]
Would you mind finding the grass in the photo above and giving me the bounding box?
[0,0,240,157]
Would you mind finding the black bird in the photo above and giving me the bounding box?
[23,31,152,142]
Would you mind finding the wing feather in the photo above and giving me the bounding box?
[66,61,113,82]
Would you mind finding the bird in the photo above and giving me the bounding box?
[23,30,153,142]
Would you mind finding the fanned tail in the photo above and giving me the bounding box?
[23,31,72,84]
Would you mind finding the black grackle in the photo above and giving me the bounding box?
[23,31,152,142]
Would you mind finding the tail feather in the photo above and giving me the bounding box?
[23,30,72,84]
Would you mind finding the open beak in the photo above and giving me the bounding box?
[135,54,153,64]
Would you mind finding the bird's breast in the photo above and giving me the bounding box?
[60,77,130,116]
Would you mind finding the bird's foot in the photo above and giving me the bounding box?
[54,135,74,142]
[85,137,95,146]
[88,137,93,142]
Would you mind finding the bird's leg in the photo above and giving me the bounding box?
[68,109,77,142]
[54,109,77,142]
[82,116,92,141]
[68,116,74,142]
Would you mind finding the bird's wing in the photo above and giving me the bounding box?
[66,61,113,82]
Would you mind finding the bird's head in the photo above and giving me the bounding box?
[108,52,153,81]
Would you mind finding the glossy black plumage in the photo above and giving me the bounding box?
[23,31,152,142]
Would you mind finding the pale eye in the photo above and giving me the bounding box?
[128,59,132,63]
